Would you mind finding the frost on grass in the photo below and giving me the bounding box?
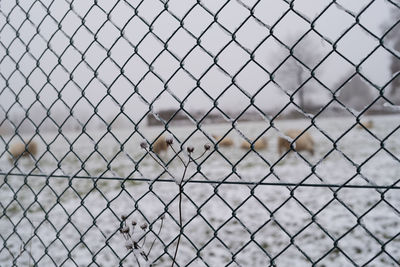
[0,115,399,266]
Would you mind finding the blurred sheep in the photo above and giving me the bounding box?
[9,140,38,160]
[212,134,234,147]
[152,136,168,154]
[357,120,373,130]
[240,138,268,151]
[278,130,314,155]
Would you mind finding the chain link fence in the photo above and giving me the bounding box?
[1,0,400,266]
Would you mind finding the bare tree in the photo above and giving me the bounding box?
[337,74,375,112]
[384,6,400,96]
[273,35,323,111]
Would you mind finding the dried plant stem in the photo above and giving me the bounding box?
[169,145,186,165]
[141,235,147,248]
[144,148,175,178]
[129,239,143,266]
[171,183,183,267]
[147,217,164,257]
[171,156,192,267]
[135,254,141,267]
[141,140,209,267]
[28,226,33,267]
[193,150,207,161]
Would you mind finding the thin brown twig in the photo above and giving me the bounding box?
[171,153,190,267]
[193,150,207,161]
[171,184,184,267]
[141,141,208,266]
[169,145,186,166]
[134,253,141,267]
[143,147,175,178]
[147,217,164,257]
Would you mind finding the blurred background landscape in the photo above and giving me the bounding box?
[0,0,399,134]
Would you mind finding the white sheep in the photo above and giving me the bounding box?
[9,140,38,160]
[277,129,314,155]
[357,120,373,129]
[212,134,234,147]
[152,136,168,154]
[240,138,268,151]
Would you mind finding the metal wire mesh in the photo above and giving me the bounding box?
[1,0,400,266]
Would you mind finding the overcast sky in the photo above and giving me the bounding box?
[0,0,398,128]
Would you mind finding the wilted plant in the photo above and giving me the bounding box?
[141,137,210,266]
[119,214,165,267]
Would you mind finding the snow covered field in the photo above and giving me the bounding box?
[1,115,399,266]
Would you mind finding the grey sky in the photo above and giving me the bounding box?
[0,0,398,128]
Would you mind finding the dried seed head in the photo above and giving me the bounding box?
[140,141,148,149]
[160,214,165,220]
[166,137,173,145]
[121,215,128,220]
[125,243,133,250]
[204,144,211,151]
[121,226,130,234]
[132,220,137,226]
[187,146,194,153]
[140,223,147,230]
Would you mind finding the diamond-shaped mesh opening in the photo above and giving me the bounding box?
[274,153,314,182]
[198,237,234,266]
[138,36,165,65]
[360,47,396,88]
[235,195,271,232]
[219,1,250,32]
[152,51,180,81]
[273,13,311,47]
[200,23,231,56]
[254,219,290,258]
[218,44,249,74]
[216,85,250,116]
[363,201,400,243]
[314,4,355,41]
[237,17,269,51]
[183,47,214,80]
[336,128,381,165]
[337,25,379,65]
[184,5,214,38]
[316,198,358,239]
[236,61,269,94]
[338,226,383,266]
[361,149,400,186]
[236,150,271,181]
[337,186,381,215]
[272,197,311,236]
[294,222,333,262]
[184,90,214,119]
[292,185,333,214]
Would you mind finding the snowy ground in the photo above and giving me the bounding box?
[0,115,400,266]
